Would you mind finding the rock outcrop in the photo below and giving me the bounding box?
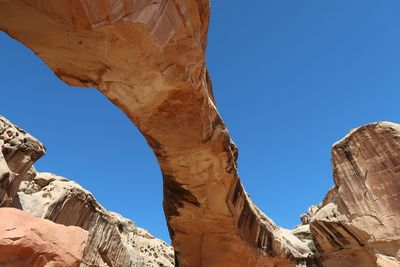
[0,2,399,267]
[0,116,173,267]
[15,171,174,267]
[0,207,87,267]
[0,116,45,206]
[308,122,400,267]
[2,117,399,267]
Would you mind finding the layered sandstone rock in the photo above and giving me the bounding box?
[0,115,45,207]
[1,1,400,267]
[0,2,313,266]
[308,122,400,266]
[15,171,174,267]
[0,116,174,267]
[0,207,87,267]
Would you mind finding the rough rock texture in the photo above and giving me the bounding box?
[309,122,400,266]
[0,207,87,267]
[0,1,313,266]
[15,171,174,267]
[1,2,400,267]
[0,115,45,207]
[0,116,173,267]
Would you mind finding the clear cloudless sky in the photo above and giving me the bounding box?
[1,1,400,243]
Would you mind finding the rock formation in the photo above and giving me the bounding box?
[0,2,313,266]
[15,171,174,267]
[308,122,400,267]
[0,115,173,267]
[0,207,87,267]
[0,1,399,267]
[0,116,45,207]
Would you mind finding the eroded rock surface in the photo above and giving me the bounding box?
[0,116,173,267]
[15,172,174,267]
[1,2,400,267]
[0,1,313,266]
[0,115,45,207]
[0,207,87,267]
[308,122,400,266]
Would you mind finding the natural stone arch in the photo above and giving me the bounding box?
[0,1,311,266]
[3,2,400,267]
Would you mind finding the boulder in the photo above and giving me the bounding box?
[0,207,87,267]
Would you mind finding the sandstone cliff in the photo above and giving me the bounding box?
[0,115,173,267]
[309,122,400,267]
[15,171,174,267]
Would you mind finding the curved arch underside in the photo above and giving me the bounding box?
[1,1,399,267]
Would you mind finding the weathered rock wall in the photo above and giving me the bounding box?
[0,116,45,206]
[309,122,400,267]
[15,171,174,267]
[0,116,173,267]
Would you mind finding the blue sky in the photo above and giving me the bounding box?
[1,1,400,243]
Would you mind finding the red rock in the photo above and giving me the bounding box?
[0,208,87,267]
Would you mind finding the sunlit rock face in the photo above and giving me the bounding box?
[309,122,400,267]
[0,207,87,267]
[1,1,400,267]
[0,1,313,266]
[0,116,45,207]
[0,116,173,267]
[15,171,175,267]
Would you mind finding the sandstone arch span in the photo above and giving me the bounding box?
[1,1,399,267]
[0,1,311,266]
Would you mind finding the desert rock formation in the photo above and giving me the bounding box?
[0,116,45,207]
[15,171,174,267]
[308,122,400,267]
[0,1,313,266]
[0,115,173,267]
[0,1,399,267]
[0,207,87,267]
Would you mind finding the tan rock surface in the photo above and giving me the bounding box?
[1,2,400,267]
[0,115,45,206]
[0,207,87,267]
[310,122,400,266]
[15,171,174,267]
[0,1,312,266]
